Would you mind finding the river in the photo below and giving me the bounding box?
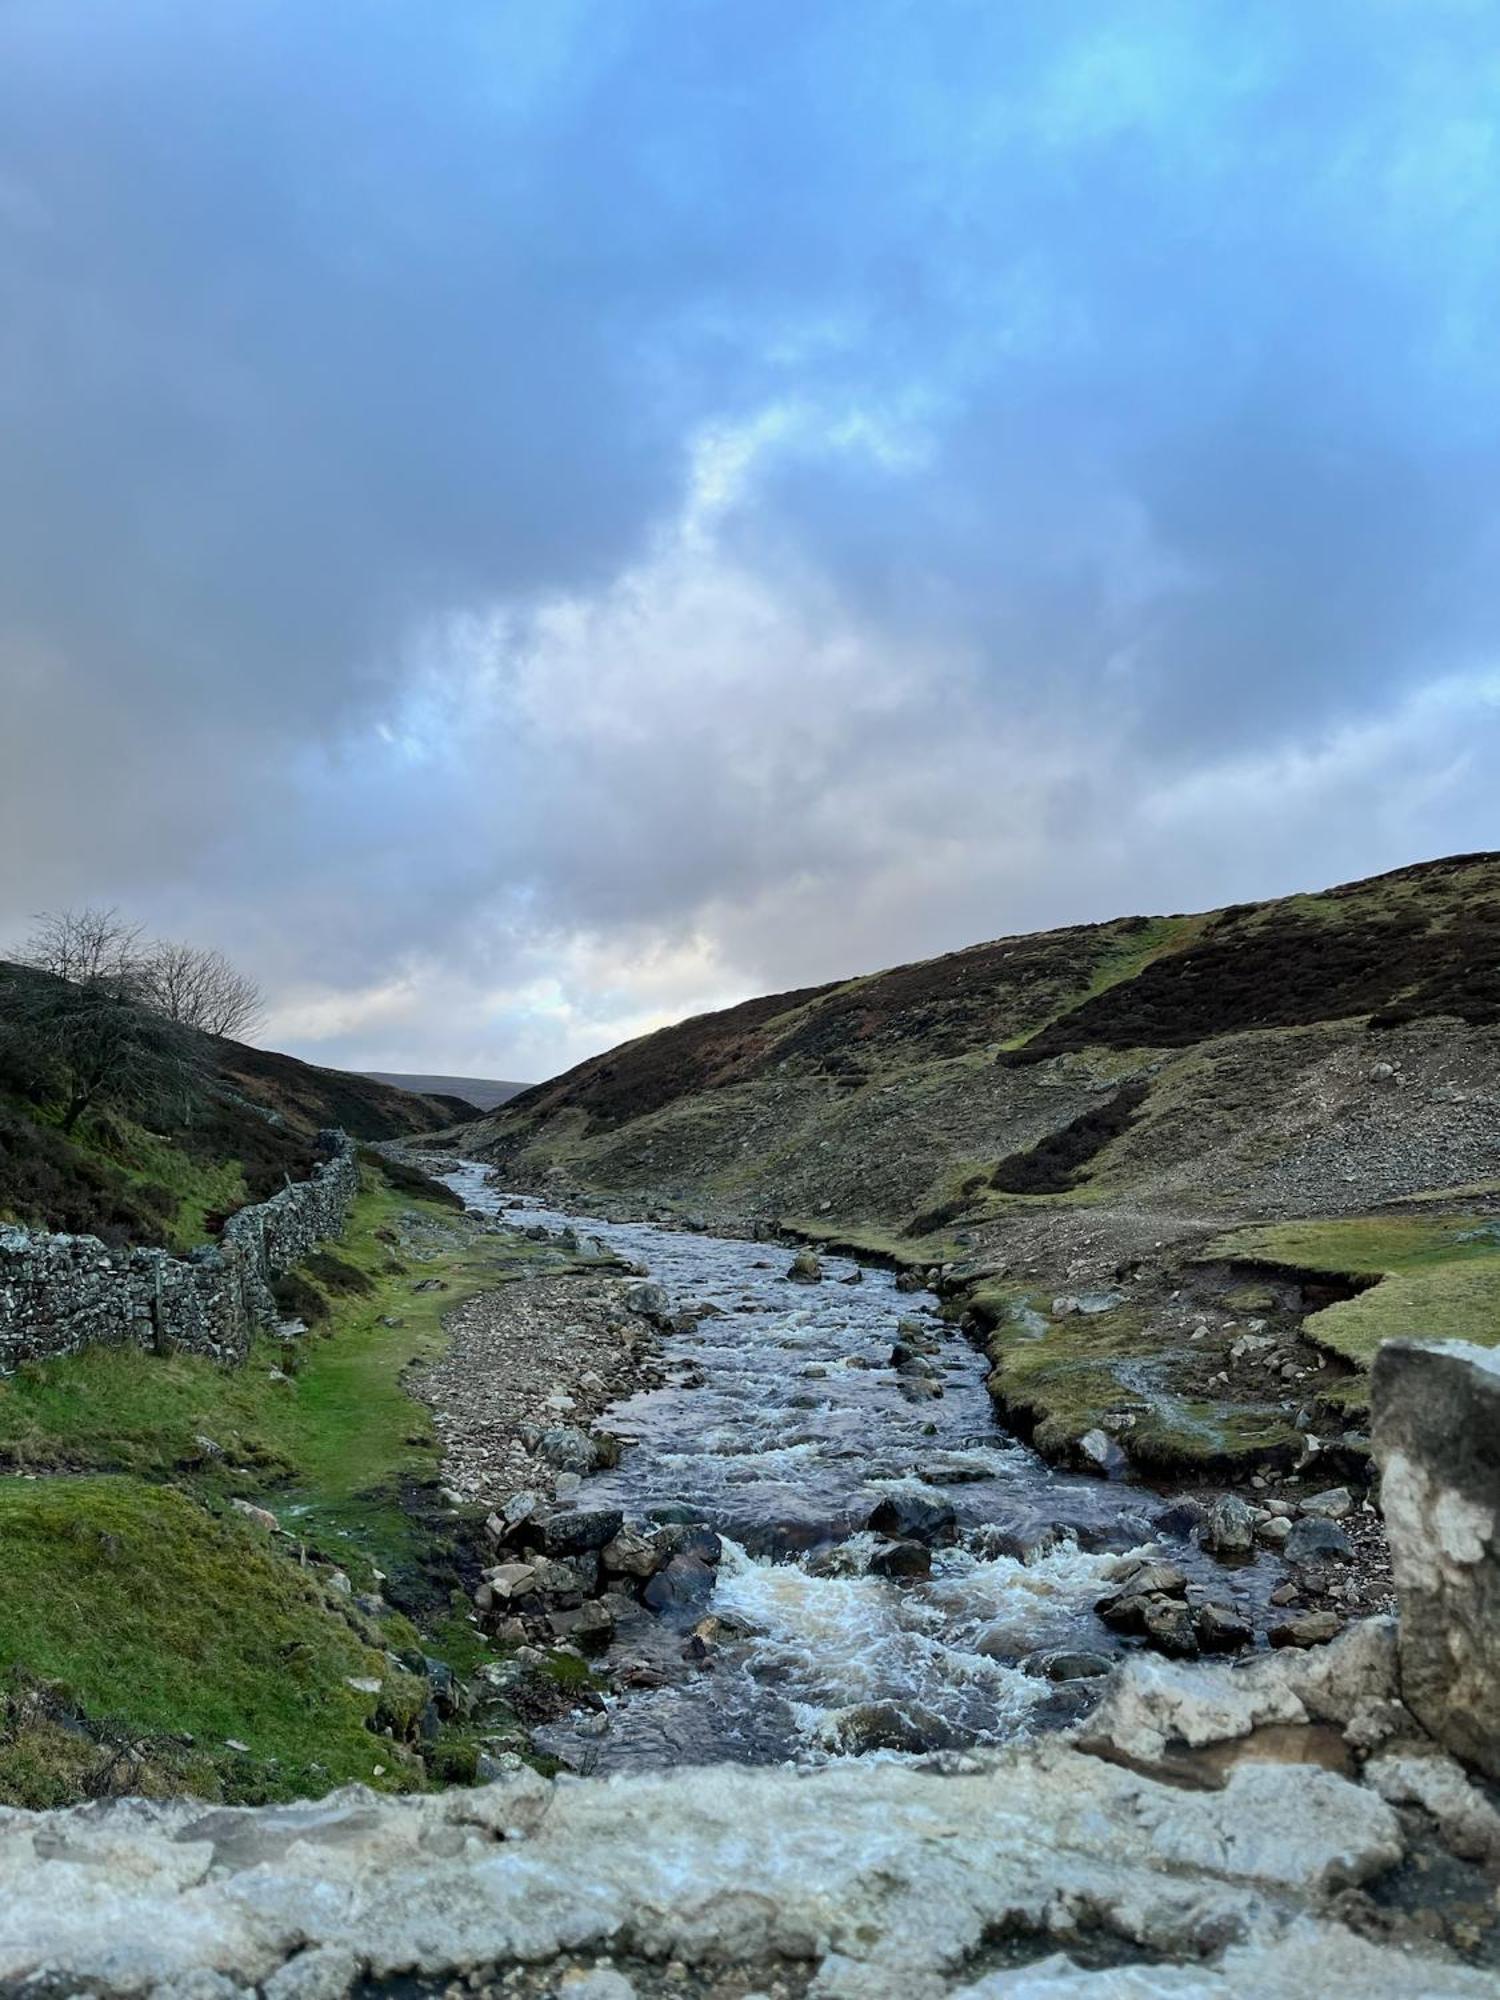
[441,1161,1276,1775]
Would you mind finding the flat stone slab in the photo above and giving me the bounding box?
[0,1726,1479,1998]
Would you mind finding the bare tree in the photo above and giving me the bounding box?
[0,964,203,1133]
[16,907,146,986]
[140,941,263,1040]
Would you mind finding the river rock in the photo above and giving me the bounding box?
[869,1538,932,1578]
[1270,1609,1343,1649]
[1372,1338,1500,1779]
[623,1280,671,1322]
[529,1555,597,1607]
[1284,1516,1353,1565]
[601,1528,664,1580]
[1200,1492,1256,1556]
[1299,1486,1354,1519]
[642,1553,716,1614]
[654,1522,723,1565]
[867,1491,957,1545]
[537,1425,601,1474]
[786,1249,823,1284]
[533,1507,625,1556]
[547,1600,615,1649]
[1140,1597,1199,1657]
[1077,1427,1126,1477]
[1025,1649,1114,1682]
[1193,1602,1253,1653]
[482,1562,537,1603]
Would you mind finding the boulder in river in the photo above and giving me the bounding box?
[869,1538,932,1579]
[786,1249,824,1284]
[643,1553,717,1614]
[1372,1337,1500,1780]
[867,1491,957,1545]
[1200,1492,1256,1556]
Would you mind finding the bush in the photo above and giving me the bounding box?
[992,1083,1150,1195]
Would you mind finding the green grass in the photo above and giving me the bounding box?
[975,1281,1301,1472]
[0,1477,426,1805]
[999,914,1204,1053]
[1202,1212,1500,1406]
[83,1119,250,1249]
[779,1215,961,1271]
[0,1164,611,1804]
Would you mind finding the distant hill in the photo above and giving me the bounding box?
[361,1072,527,1113]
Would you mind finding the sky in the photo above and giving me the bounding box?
[2,1,1499,1083]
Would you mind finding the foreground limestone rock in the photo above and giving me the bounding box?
[1372,1338,1500,1779]
[2,1727,1488,1999]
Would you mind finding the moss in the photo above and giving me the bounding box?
[0,1477,426,1806]
[979,1290,1301,1474]
[779,1216,959,1272]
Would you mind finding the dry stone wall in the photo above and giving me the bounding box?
[0,1131,359,1375]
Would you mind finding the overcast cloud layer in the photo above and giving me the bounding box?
[3,1,1498,1081]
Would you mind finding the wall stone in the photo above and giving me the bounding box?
[0,1131,359,1375]
[1371,1336,1500,1779]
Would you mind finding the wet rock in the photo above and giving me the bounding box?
[868,1538,932,1579]
[1141,1596,1199,1657]
[655,1521,722,1566]
[1372,1338,1500,1780]
[533,1507,626,1556]
[1151,1499,1204,1540]
[642,1553,716,1614]
[835,1700,954,1754]
[786,1249,823,1284]
[621,1280,671,1326]
[1366,1751,1500,1862]
[1200,1492,1256,1556]
[1025,1649,1114,1683]
[645,1501,709,1526]
[1194,1602,1253,1653]
[600,1528,664,1580]
[1102,1557,1187,1600]
[894,1269,924,1292]
[1255,1515,1293,1548]
[1271,1609,1343,1649]
[1285,1516,1353,1565]
[867,1491,957,1545]
[1077,1427,1127,1477]
[894,1352,941,1379]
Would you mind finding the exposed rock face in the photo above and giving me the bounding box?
[1372,1338,1500,1778]
[0,1736,1453,2000]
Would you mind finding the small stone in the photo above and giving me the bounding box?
[1270,1609,1342,1648]
[1285,1516,1353,1565]
[1194,1602,1253,1653]
[1298,1486,1353,1519]
[1200,1493,1256,1557]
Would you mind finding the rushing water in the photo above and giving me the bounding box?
[442,1162,1272,1774]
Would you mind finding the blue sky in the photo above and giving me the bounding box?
[2,1,1498,1078]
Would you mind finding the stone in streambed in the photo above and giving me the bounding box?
[1194,1602,1253,1653]
[601,1528,665,1580]
[1285,1516,1353,1565]
[867,1491,957,1545]
[869,1539,931,1579]
[1200,1492,1256,1556]
[1270,1609,1343,1649]
[643,1553,717,1614]
[786,1249,823,1284]
[532,1507,625,1555]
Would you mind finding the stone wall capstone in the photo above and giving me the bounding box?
[0,1130,359,1375]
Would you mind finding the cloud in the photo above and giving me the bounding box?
[2,1,1498,1077]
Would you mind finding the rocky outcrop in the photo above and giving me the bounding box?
[7,1730,1489,2000]
[0,1131,358,1374]
[1371,1338,1500,1778]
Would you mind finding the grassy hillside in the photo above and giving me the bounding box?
[468,851,1500,1477]
[0,959,459,1248]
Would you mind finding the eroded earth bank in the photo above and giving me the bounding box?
[7,1161,1500,1999]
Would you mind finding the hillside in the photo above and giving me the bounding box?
[0,961,459,1250]
[361,1071,526,1113]
[467,851,1500,1476]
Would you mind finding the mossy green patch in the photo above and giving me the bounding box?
[979,1286,1300,1473]
[0,1476,425,1806]
[1202,1212,1500,1408]
[0,1165,612,1802]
